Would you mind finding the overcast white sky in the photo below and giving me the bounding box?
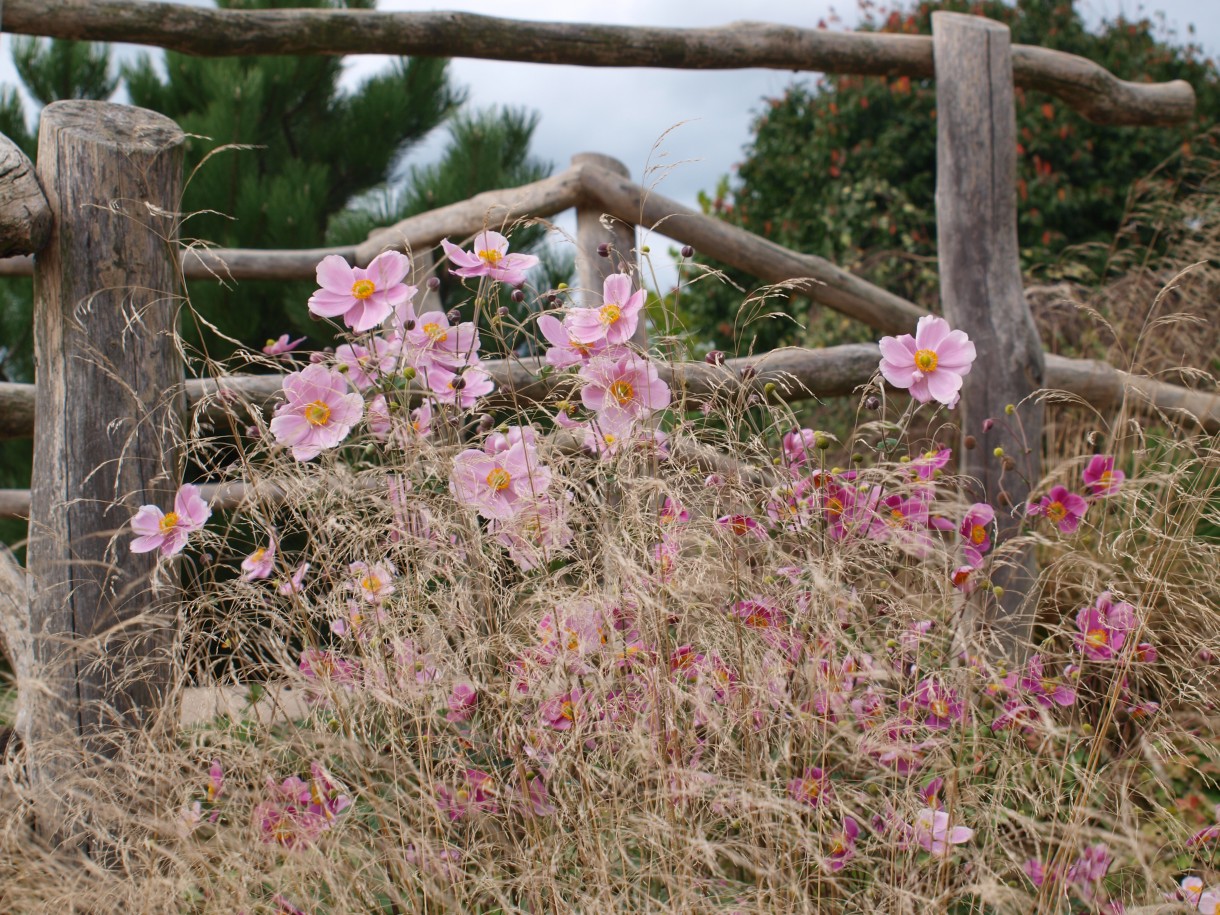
[1,0,1214,288]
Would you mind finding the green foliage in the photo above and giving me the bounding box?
[683,0,1220,355]
[12,37,117,107]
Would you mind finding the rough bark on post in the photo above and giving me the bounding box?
[25,101,185,839]
[0,132,52,258]
[933,12,1043,657]
[572,153,644,347]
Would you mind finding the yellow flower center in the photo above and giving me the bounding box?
[1040,678,1059,695]
[929,699,950,718]
[602,433,617,446]
[599,303,622,325]
[361,575,382,595]
[888,507,906,526]
[351,278,376,300]
[914,349,939,373]
[477,248,503,266]
[158,511,180,533]
[970,524,987,544]
[1086,628,1108,648]
[486,468,512,491]
[422,322,448,343]
[304,400,332,427]
[609,379,635,405]
[249,547,266,563]
[745,612,771,628]
[1046,501,1067,523]
[825,497,844,518]
[560,700,575,721]
[829,834,847,855]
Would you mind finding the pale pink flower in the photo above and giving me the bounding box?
[563,273,646,346]
[878,315,976,407]
[334,336,397,391]
[446,682,478,723]
[366,393,392,440]
[579,352,671,426]
[270,364,364,461]
[537,313,607,368]
[489,495,574,571]
[1083,454,1125,497]
[308,251,415,333]
[262,333,305,356]
[130,484,212,556]
[277,561,310,595]
[539,688,584,731]
[241,536,277,580]
[911,807,973,856]
[348,560,396,604]
[404,310,481,372]
[441,230,539,286]
[422,363,495,409]
[450,440,551,520]
[782,428,819,467]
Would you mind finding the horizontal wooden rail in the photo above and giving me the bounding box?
[4,2,1194,126]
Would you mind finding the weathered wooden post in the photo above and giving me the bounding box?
[572,152,644,347]
[933,12,1044,656]
[24,101,185,838]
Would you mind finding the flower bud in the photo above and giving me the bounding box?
[510,289,525,303]
[496,306,509,318]
[964,435,977,449]
[405,319,416,331]
[402,366,417,381]
[763,382,777,397]
[447,308,462,323]
[992,447,1005,458]
[740,365,757,381]
[864,395,880,411]
[1004,403,1016,415]
[426,276,441,291]
[680,245,694,258]
[596,242,611,258]
[982,418,995,432]
[705,350,725,366]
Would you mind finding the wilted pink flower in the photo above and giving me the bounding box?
[1074,591,1137,661]
[241,537,276,580]
[911,807,973,856]
[441,230,539,286]
[521,773,556,817]
[270,364,364,461]
[579,351,670,426]
[308,251,415,333]
[1028,485,1088,534]
[130,484,212,556]
[262,333,305,356]
[878,315,976,408]
[563,273,646,346]
[825,815,859,872]
[959,502,995,568]
[787,766,832,808]
[277,561,309,596]
[451,440,551,520]
[1083,454,1125,497]
[334,337,397,391]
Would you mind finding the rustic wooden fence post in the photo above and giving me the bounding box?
[25,101,185,837]
[572,152,644,347]
[933,12,1044,657]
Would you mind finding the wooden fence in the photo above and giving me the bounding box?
[0,5,1216,844]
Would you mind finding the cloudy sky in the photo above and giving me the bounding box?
[1,0,1213,286]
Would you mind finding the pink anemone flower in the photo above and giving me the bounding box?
[1028,484,1088,534]
[450,440,551,520]
[1074,591,1137,661]
[334,336,398,391]
[824,815,860,872]
[308,251,415,333]
[959,502,995,567]
[241,536,277,580]
[130,484,211,556]
[440,230,539,286]
[911,807,974,857]
[262,333,306,356]
[1083,454,1125,497]
[563,273,646,346]
[878,315,976,408]
[537,313,608,368]
[270,364,364,461]
[579,351,671,426]
[403,310,481,372]
[787,766,833,808]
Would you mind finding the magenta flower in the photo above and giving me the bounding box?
[436,768,498,821]
[241,537,276,580]
[206,759,224,804]
[959,502,995,568]
[440,230,539,286]
[824,815,860,872]
[905,678,966,730]
[256,763,351,849]
[270,364,364,461]
[130,484,211,556]
[1065,843,1112,901]
[579,351,670,426]
[878,315,976,407]
[1016,654,1078,708]
[446,681,478,723]
[787,766,833,808]
[782,428,819,467]
[715,514,768,540]
[537,313,607,368]
[539,688,584,731]
[308,251,415,333]
[911,807,974,857]
[910,447,952,480]
[298,649,358,686]
[262,333,305,356]
[1028,484,1088,533]
[450,440,551,520]
[1083,454,1125,497]
[1189,805,1220,847]
[1074,591,1137,660]
[563,273,646,346]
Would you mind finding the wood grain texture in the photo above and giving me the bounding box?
[25,102,185,823]
[4,1,1193,125]
[934,12,1042,656]
[0,545,32,745]
[0,133,51,257]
